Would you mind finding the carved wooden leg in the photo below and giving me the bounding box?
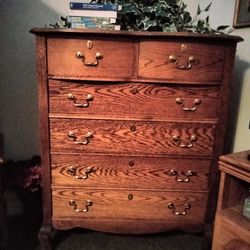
[37,224,53,250]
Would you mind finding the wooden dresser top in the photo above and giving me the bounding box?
[30,28,243,43]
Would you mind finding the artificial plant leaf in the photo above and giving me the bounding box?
[183,12,192,24]
[155,10,169,17]
[197,4,201,15]
[216,25,229,30]
[197,20,205,28]
[143,5,157,13]
[169,22,178,32]
[204,2,212,11]
[158,0,169,7]
[122,3,139,14]
[142,18,157,30]
[206,16,209,24]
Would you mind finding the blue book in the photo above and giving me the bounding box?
[68,16,116,24]
[69,2,119,11]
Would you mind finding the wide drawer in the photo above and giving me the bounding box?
[47,37,134,79]
[138,40,225,83]
[50,118,216,155]
[49,80,219,120]
[51,154,211,189]
[52,188,208,222]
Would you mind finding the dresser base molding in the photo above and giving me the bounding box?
[52,219,205,234]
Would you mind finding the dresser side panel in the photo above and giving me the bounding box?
[36,35,52,226]
[206,44,237,223]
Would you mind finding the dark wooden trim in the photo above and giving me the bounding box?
[233,0,250,28]
[36,35,52,227]
[30,28,243,43]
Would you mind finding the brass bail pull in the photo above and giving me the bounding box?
[172,135,197,148]
[176,98,201,112]
[69,200,93,212]
[169,55,195,70]
[76,51,103,67]
[68,131,93,145]
[168,169,194,183]
[67,93,94,108]
[67,166,95,180]
[168,203,191,215]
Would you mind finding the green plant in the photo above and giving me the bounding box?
[91,0,228,33]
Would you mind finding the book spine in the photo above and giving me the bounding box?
[71,19,112,27]
[68,9,117,18]
[69,2,118,11]
[68,16,116,24]
[71,21,120,30]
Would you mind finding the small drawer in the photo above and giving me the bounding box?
[138,40,225,83]
[51,154,211,189]
[49,80,219,120]
[52,188,208,223]
[47,37,134,79]
[50,118,216,156]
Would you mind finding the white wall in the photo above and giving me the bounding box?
[185,0,250,153]
[0,0,249,160]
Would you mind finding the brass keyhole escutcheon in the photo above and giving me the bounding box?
[128,194,133,200]
[128,160,135,167]
[181,44,187,52]
[130,125,136,132]
[87,40,93,49]
[132,88,139,95]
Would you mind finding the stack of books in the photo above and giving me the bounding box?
[68,2,121,30]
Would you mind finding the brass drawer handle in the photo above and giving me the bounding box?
[169,55,195,70]
[167,169,194,183]
[69,199,93,212]
[172,135,197,148]
[67,166,94,180]
[68,131,93,145]
[67,93,94,108]
[176,98,201,112]
[76,51,103,66]
[168,203,191,215]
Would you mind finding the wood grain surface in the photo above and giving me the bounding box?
[50,118,216,155]
[47,37,134,79]
[138,40,225,83]
[49,80,219,120]
[51,154,211,189]
[52,188,208,221]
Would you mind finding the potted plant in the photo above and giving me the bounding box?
[89,0,228,33]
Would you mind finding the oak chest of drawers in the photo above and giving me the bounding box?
[31,28,242,249]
